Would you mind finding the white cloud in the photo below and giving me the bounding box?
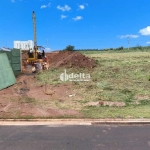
[72,16,83,21]
[146,42,150,44]
[61,15,67,19]
[79,5,85,10]
[139,26,150,36]
[41,3,50,9]
[41,5,46,9]
[119,34,139,39]
[57,5,71,11]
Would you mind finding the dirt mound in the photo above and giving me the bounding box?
[46,51,96,68]
[21,50,96,69]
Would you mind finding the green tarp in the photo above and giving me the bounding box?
[0,53,16,90]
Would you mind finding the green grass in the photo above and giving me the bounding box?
[32,50,150,118]
[36,67,92,85]
[81,105,150,119]
[36,68,64,85]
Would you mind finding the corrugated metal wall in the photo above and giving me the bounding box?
[0,49,21,76]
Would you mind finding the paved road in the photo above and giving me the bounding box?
[0,125,150,150]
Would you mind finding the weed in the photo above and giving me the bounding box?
[140,100,150,105]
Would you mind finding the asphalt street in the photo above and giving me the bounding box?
[0,125,150,150]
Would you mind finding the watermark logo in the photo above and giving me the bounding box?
[60,70,91,82]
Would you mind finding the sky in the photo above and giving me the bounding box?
[0,0,150,51]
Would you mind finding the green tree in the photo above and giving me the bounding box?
[64,45,75,51]
[117,46,124,50]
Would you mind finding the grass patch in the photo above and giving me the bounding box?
[81,104,150,119]
[7,50,150,119]
[36,68,65,85]
[140,100,150,105]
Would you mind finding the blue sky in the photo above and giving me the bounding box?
[1,0,150,51]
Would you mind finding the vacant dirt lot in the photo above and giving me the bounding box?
[1,50,150,119]
[0,74,82,118]
[0,51,97,118]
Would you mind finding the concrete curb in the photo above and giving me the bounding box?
[1,119,150,126]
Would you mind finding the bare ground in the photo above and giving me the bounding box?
[0,74,82,118]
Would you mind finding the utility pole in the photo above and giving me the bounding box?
[32,11,37,47]
[127,36,130,50]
